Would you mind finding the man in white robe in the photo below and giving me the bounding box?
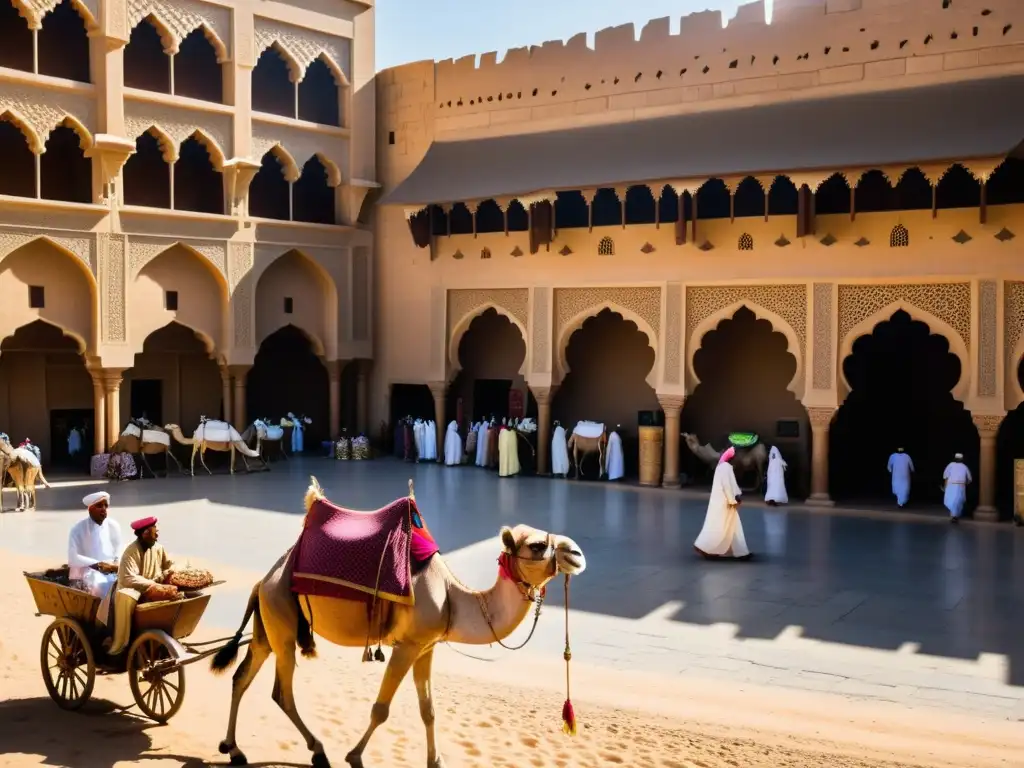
[68,491,123,624]
[764,446,789,505]
[426,420,438,460]
[887,447,915,507]
[443,420,462,466]
[605,427,624,481]
[551,422,570,477]
[694,447,751,560]
[943,453,972,523]
[413,419,425,461]
[475,420,490,467]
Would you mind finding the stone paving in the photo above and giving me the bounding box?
[3,457,1023,722]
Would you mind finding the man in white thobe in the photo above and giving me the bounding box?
[551,422,570,477]
[887,447,915,508]
[443,420,462,466]
[605,427,624,481]
[68,491,123,624]
[943,453,972,523]
[475,420,490,467]
[764,446,789,505]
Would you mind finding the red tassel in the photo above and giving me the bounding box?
[561,698,577,736]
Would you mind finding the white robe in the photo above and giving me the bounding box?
[887,452,915,506]
[943,461,972,518]
[443,421,462,466]
[551,425,570,476]
[605,431,624,480]
[68,516,123,614]
[764,446,789,504]
[68,428,82,456]
[499,428,521,477]
[694,461,750,558]
[475,422,490,467]
[413,420,425,460]
[425,420,438,460]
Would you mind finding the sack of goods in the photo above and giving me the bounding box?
[335,437,351,460]
[352,435,371,460]
[169,566,214,590]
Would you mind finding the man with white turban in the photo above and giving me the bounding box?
[942,452,972,524]
[68,491,123,608]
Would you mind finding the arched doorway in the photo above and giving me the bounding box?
[552,309,658,479]
[123,322,222,435]
[830,310,978,509]
[680,306,809,496]
[246,325,330,450]
[996,357,1024,521]
[448,308,530,424]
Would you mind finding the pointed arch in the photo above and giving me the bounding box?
[130,124,177,162]
[556,303,658,388]
[448,303,529,379]
[9,0,38,28]
[141,319,217,357]
[138,241,229,295]
[0,108,43,153]
[183,128,226,171]
[136,12,177,53]
[302,51,349,87]
[65,0,98,31]
[265,143,300,182]
[308,152,341,187]
[252,248,339,359]
[261,40,303,83]
[839,300,970,402]
[47,114,93,151]
[189,21,228,63]
[687,300,804,395]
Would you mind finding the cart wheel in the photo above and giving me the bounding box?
[40,618,96,710]
[128,630,185,723]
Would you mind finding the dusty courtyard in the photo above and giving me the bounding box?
[1,461,1022,768]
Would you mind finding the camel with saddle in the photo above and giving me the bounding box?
[109,418,184,478]
[682,432,768,491]
[165,417,265,475]
[241,419,288,462]
[211,477,586,768]
[567,420,607,478]
[0,435,51,511]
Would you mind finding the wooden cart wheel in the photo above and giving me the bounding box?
[128,630,185,723]
[40,618,96,710]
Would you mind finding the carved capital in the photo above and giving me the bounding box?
[427,381,447,400]
[972,413,1004,437]
[95,368,126,393]
[807,407,836,429]
[228,364,252,380]
[530,385,558,406]
[657,394,686,415]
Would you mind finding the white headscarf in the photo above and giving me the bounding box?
[82,491,110,508]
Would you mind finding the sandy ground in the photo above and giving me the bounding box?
[2,552,1022,768]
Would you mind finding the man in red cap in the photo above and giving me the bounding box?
[107,516,179,655]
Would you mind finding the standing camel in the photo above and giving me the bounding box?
[165,418,265,475]
[110,420,184,478]
[0,437,50,511]
[241,419,288,462]
[682,432,768,492]
[566,420,607,479]
[211,477,587,768]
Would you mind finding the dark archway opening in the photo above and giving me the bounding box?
[0,119,37,198]
[0,1,33,72]
[734,177,765,218]
[174,136,222,214]
[696,178,730,220]
[175,27,223,103]
[252,46,294,118]
[247,325,329,450]
[448,202,473,235]
[554,190,588,229]
[292,156,334,224]
[249,150,290,220]
[679,306,809,495]
[657,185,680,224]
[41,124,92,203]
[830,310,979,509]
[446,309,527,427]
[591,188,621,227]
[815,173,851,216]
[624,185,655,225]
[768,176,799,216]
[506,200,528,231]
[995,358,1024,521]
[936,164,981,211]
[124,19,171,93]
[552,309,658,479]
[475,199,504,234]
[298,57,340,126]
[123,131,170,208]
[38,0,91,82]
[987,157,1024,206]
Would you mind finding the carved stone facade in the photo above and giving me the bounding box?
[663,282,683,386]
[837,283,972,353]
[977,280,998,398]
[812,283,834,391]
[446,288,530,345]
[99,233,127,344]
[685,284,808,362]
[554,286,662,344]
[972,413,1004,436]
[128,237,227,279]
[807,407,837,429]
[531,288,550,375]
[254,17,352,81]
[1005,281,1024,385]
[126,0,231,58]
[228,242,254,348]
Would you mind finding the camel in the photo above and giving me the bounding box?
[211,477,587,768]
[566,420,607,479]
[0,437,51,511]
[241,419,288,462]
[165,418,265,475]
[109,419,184,478]
[682,432,768,492]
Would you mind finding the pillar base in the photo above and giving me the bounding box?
[662,478,680,489]
[805,494,835,508]
[974,506,998,522]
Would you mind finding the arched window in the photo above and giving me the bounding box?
[124,18,171,93]
[0,1,33,73]
[174,27,223,103]
[0,116,36,198]
[738,233,754,251]
[38,0,91,82]
[249,150,292,220]
[252,45,296,118]
[174,136,223,214]
[123,130,171,208]
[890,224,909,248]
[41,123,91,203]
[298,56,342,126]
[292,156,335,225]
[598,236,615,256]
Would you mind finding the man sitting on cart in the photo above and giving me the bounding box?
[68,491,123,604]
[107,516,179,655]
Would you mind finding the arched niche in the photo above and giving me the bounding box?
[838,301,970,402]
[249,145,299,220]
[0,112,38,198]
[253,249,337,360]
[448,303,529,378]
[292,155,337,225]
[0,1,33,73]
[174,25,225,103]
[298,55,343,126]
[0,237,96,352]
[174,132,225,214]
[124,16,172,93]
[252,43,300,118]
[556,302,658,389]
[687,300,803,396]
[41,121,92,204]
[129,243,228,356]
[447,308,528,424]
[38,0,91,82]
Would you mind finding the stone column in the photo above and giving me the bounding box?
[530,385,557,475]
[89,369,106,454]
[428,381,446,461]
[356,361,370,435]
[101,369,124,453]
[230,365,251,427]
[327,360,346,439]
[657,394,685,488]
[220,366,233,422]
[807,407,836,506]
[972,413,1003,522]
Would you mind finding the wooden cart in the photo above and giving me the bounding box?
[25,568,243,723]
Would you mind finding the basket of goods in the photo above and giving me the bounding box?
[352,435,370,460]
[168,565,214,590]
[727,432,759,449]
[335,436,351,460]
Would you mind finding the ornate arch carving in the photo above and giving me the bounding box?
[129,239,226,281]
[184,128,226,171]
[297,152,342,188]
[262,143,300,182]
[48,115,93,151]
[446,289,529,378]
[0,232,95,278]
[0,108,44,154]
[127,0,229,60]
[260,40,304,83]
[254,19,350,84]
[302,52,349,87]
[838,299,971,402]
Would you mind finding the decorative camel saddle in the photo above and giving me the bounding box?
[291,480,439,606]
[196,419,246,444]
[572,421,605,439]
[122,422,172,447]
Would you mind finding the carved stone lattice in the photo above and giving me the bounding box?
[531,289,550,375]
[251,123,345,184]
[126,0,230,57]
[229,242,254,347]
[129,237,226,279]
[807,407,836,429]
[0,81,96,151]
[1005,281,1024,377]
[971,413,1004,436]
[685,285,807,360]
[554,287,662,345]
[100,234,127,343]
[812,283,834,391]
[0,230,94,276]
[837,283,972,352]
[978,280,997,398]
[124,104,230,162]
[17,0,98,30]
[447,289,530,342]
[254,18,352,81]
[663,283,683,386]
